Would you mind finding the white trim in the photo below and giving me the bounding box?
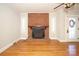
[20,37,27,40]
[0,39,19,53]
[59,39,79,42]
[49,37,58,40]
[50,38,79,42]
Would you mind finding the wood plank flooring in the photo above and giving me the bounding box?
[0,39,79,56]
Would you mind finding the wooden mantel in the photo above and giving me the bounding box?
[28,25,49,29]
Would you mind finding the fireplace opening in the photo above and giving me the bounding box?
[32,26,45,39]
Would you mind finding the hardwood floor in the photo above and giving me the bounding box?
[0,39,79,56]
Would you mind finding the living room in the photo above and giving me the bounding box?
[0,3,79,56]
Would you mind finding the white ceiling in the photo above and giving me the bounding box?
[8,3,61,13]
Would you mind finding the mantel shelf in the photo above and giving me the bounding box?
[28,25,49,29]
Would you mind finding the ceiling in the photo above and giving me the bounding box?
[8,3,61,13]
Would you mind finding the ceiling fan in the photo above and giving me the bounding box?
[64,3,75,9]
[54,3,75,9]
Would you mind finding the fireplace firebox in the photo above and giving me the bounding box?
[32,27,45,39]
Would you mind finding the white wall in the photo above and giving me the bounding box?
[0,4,20,52]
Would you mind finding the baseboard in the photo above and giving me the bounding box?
[59,39,79,42]
[50,38,79,42]
[0,39,19,54]
[19,37,27,40]
[49,37,59,39]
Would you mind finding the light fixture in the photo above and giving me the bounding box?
[54,3,75,10]
[64,3,75,9]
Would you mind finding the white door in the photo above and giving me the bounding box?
[68,17,77,39]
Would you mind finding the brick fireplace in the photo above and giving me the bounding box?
[28,13,49,39]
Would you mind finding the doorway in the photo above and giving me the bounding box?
[68,17,77,39]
